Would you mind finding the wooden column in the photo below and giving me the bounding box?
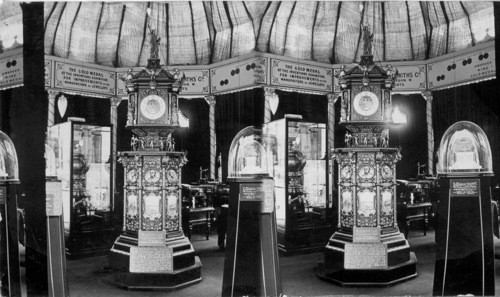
[263,87,276,124]
[47,90,59,127]
[205,96,216,180]
[109,97,122,209]
[422,91,434,176]
[327,93,339,209]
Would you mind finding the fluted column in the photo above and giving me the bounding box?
[110,97,122,209]
[264,87,276,124]
[327,93,340,209]
[205,96,216,180]
[422,91,434,176]
[47,89,59,127]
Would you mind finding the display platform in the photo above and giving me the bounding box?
[102,257,202,291]
[318,252,417,287]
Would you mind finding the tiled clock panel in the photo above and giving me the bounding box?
[336,150,399,229]
[123,154,183,233]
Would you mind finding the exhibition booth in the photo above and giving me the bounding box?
[0,2,499,296]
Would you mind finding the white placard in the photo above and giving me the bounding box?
[271,59,333,93]
[210,57,267,93]
[54,62,116,96]
[129,246,173,272]
[0,53,23,89]
[179,69,210,96]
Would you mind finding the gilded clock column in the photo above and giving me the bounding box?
[318,26,417,286]
[104,26,202,290]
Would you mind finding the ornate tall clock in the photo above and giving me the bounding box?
[105,29,202,289]
[318,26,417,286]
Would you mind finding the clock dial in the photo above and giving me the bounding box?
[341,165,352,179]
[166,168,178,183]
[140,94,166,120]
[126,169,138,183]
[144,169,161,183]
[358,165,375,179]
[381,165,393,179]
[353,91,379,116]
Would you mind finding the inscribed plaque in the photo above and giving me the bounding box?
[353,227,381,243]
[344,243,388,269]
[129,246,173,272]
[138,230,166,246]
[450,179,480,197]
[46,181,63,216]
[0,186,5,204]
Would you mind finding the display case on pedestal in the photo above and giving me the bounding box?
[46,122,114,258]
[103,28,201,290]
[0,130,21,296]
[318,26,417,286]
[263,116,333,254]
[433,121,495,296]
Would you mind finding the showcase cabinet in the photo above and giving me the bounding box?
[263,117,333,254]
[46,122,115,258]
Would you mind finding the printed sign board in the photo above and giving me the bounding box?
[450,179,480,197]
[54,62,116,96]
[271,59,333,93]
[211,57,267,93]
[0,53,23,89]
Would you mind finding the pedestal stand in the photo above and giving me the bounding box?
[222,178,281,297]
[103,151,201,291]
[433,176,494,296]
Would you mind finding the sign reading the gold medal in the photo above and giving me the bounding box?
[0,53,23,89]
[55,62,116,96]
[271,59,333,93]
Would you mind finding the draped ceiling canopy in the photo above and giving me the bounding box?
[1,2,496,68]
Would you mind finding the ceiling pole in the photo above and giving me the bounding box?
[205,95,216,181]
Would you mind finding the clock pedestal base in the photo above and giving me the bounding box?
[318,227,417,286]
[103,232,202,290]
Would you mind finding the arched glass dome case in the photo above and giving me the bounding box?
[0,130,19,181]
[228,126,271,178]
[438,121,492,176]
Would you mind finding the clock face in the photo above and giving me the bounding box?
[358,165,375,179]
[166,168,178,183]
[381,165,393,179]
[341,165,352,179]
[140,94,166,120]
[144,168,161,183]
[127,168,138,183]
[353,91,379,116]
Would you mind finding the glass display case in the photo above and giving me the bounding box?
[438,121,493,175]
[0,130,19,181]
[46,121,114,258]
[263,117,332,254]
[228,126,271,178]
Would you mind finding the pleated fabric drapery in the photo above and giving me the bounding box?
[37,1,495,68]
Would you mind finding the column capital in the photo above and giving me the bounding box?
[264,87,276,97]
[204,95,216,107]
[46,89,60,99]
[109,97,123,107]
[327,93,340,104]
[421,90,433,102]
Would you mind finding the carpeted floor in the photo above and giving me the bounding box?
[61,229,500,297]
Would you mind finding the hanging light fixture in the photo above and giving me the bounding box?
[178,110,190,128]
[269,92,279,115]
[392,105,407,124]
[57,94,68,118]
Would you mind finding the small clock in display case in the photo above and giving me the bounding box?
[166,168,178,184]
[358,165,375,179]
[381,164,393,179]
[144,168,161,183]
